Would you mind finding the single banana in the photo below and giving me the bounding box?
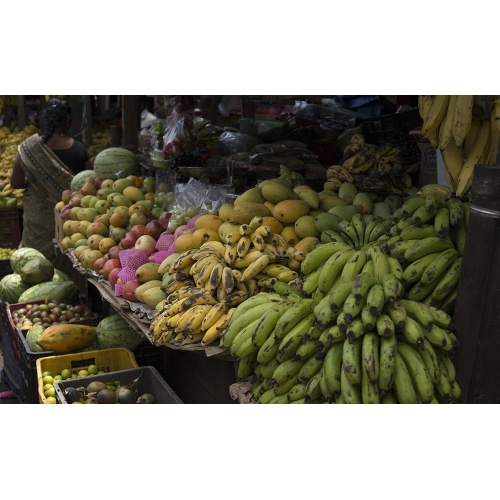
[297,353,325,384]
[368,217,393,243]
[300,241,352,275]
[399,223,436,241]
[403,236,455,263]
[385,300,407,330]
[251,301,291,348]
[438,94,457,150]
[276,313,315,362]
[342,337,362,386]
[272,377,298,397]
[401,251,442,285]
[361,332,380,382]
[376,313,395,338]
[271,357,307,386]
[398,315,425,346]
[338,219,360,248]
[304,372,323,402]
[397,342,434,403]
[412,204,438,226]
[421,95,450,135]
[361,305,378,332]
[237,353,258,379]
[184,303,213,335]
[369,245,390,284]
[366,283,385,316]
[318,324,347,350]
[322,342,344,395]
[287,383,308,402]
[399,299,434,332]
[340,249,367,283]
[378,334,397,391]
[317,248,356,294]
[381,273,404,302]
[428,306,453,329]
[295,338,322,361]
[452,95,474,148]
[240,254,271,282]
[393,351,418,403]
[417,338,442,385]
[340,363,361,404]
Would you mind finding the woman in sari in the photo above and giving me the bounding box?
[10,98,93,262]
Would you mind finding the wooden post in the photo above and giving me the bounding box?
[121,95,141,152]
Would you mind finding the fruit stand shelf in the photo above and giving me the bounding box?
[58,245,232,360]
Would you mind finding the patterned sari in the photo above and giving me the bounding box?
[18,134,74,261]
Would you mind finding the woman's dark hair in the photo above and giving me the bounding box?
[40,98,72,143]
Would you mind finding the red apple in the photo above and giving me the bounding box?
[94,176,106,190]
[120,233,138,250]
[129,224,146,238]
[108,267,122,288]
[159,212,172,228]
[101,258,122,279]
[108,246,121,260]
[60,207,72,220]
[61,189,73,204]
[144,220,165,240]
[93,255,109,274]
[122,279,141,302]
[135,234,157,256]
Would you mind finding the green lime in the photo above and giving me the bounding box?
[45,396,57,404]
[42,375,54,385]
[71,374,78,379]
[87,364,99,375]
[43,383,53,392]
[61,368,72,380]
[53,375,62,381]
[42,371,52,377]
[44,387,56,398]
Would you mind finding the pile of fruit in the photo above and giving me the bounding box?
[222,183,467,404]
[418,95,500,196]
[10,300,95,331]
[0,247,15,261]
[0,124,38,179]
[0,182,24,208]
[325,133,420,196]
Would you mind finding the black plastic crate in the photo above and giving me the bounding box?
[132,341,166,376]
[0,326,24,402]
[54,366,183,404]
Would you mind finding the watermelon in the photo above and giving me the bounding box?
[17,280,73,303]
[0,273,31,303]
[95,314,144,350]
[10,247,45,274]
[93,147,139,179]
[70,170,96,191]
[20,257,55,286]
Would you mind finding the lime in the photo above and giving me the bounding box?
[42,371,52,377]
[45,396,57,404]
[87,364,99,375]
[43,383,53,392]
[114,381,121,387]
[53,375,62,381]
[77,369,89,378]
[97,370,105,375]
[61,369,72,380]
[42,375,54,385]
[44,387,56,398]
[71,374,78,379]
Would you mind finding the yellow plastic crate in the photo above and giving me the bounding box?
[36,348,139,404]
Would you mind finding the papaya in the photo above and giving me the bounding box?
[37,324,97,353]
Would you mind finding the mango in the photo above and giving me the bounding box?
[192,228,220,248]
[261,182,299,204]
[175,232,195,253]
[141,287,166,309]
[273,200,310,224]
[372,202,393,219]
[293,185,320,209]
[352,192,373,215]
[309,208,325,217]
[122,186,145,202]
[263,201,276,213]
[194,214,224,232]
[113,178,135,193]
[294,215,320,239]
[280,226,300,246]
[218,203,234,222]
[234,187,266,205]
[338,182,358,204]
[77,208,99,222]
[384,194,403,213]
[134,280,162,302]
[328,205,361,222]
[319,193,349,212]
[135,263,161,283]
[295,236,320,253]
[262,216,283,234]
[314,212,342,233]
[230,202,271,224]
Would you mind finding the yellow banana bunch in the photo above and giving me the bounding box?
[420,95,499,198]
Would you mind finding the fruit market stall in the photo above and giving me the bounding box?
[2,95,500,404]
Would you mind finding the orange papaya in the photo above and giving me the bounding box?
[37,324,97,354]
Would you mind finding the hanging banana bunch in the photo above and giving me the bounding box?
[418,95,500,198]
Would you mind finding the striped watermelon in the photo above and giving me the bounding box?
[10,247,45,274]
[95,314,144,350]
[70,170,96,191]
[52,268,70,282]
[93,147,138,179]
[17,280,71,303]
[0,274,31,303]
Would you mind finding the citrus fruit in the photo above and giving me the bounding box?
[53,375,62,381]
[61,369,72,380]
[77,369,89,378]
[87,364,99,375]
[72,374,78,379]
[45,396,57,404]
[42,371,52,377]
[44,387,56,398]
[43,383,53,392]
[43,375,54,385]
